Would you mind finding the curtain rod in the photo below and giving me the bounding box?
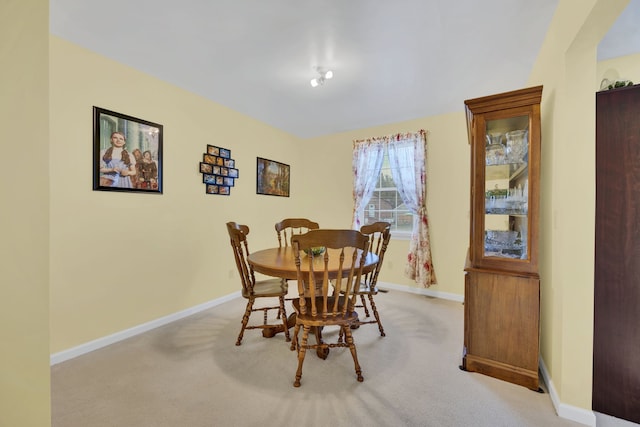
[353,129,427,144]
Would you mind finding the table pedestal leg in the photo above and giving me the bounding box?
[262,313,296,338]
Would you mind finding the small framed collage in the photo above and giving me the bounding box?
[199,145,239,195]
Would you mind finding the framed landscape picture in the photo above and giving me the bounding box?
[93,107,163,193]
[256,157,290,197]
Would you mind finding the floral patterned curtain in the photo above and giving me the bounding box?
[387,130,436,287]
[353,130,436,288]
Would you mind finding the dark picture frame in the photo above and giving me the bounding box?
[93,107,163,193]
[206,145,220,156]
[199,145,237,195]
[256,157,290,197]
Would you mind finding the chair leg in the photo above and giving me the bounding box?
[277,279,288,319]
[343,326,364,382]
[367,294,386,337]
[294,325,310,387]
[290,323,300,351]
[279,296,291,342]
[360,294,370,317]
[236,298,254,346]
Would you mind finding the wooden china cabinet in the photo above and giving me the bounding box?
[460,86,543,391]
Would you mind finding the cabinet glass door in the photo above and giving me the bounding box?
[483,115,529,260]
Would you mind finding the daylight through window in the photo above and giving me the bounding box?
[361,151,414,235]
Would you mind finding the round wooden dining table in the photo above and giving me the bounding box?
[248,246,378,356]
[248,246,379,281]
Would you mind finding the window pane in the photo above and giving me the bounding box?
[378,190,398,210]
[396,210,414,232]
[357,150,415,235]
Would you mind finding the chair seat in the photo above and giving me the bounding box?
[355,281,377,294]
[335,280,377,295]
[243,278,288,298]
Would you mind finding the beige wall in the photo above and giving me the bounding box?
[0,0,51,426]
[598,51,640,85]
[528,0,629,414]
[49,37,310,353]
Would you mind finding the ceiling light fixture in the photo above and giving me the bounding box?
[310,68,333,87]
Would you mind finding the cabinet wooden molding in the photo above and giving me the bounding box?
[461,86,542,391]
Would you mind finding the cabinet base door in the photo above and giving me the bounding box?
[462,271,540,391]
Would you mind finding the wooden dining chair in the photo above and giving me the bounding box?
[334,221,391,342]
[354,221,391,336]
[275,218,319,248]
[290,229,370,387]
[226,222,290,345]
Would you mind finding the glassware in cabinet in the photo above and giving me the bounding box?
[465,86,542,274]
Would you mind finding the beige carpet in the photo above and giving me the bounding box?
[52,290,591,427]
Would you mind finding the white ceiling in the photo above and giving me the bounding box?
[50,0,639,139]
[598,0,640,62]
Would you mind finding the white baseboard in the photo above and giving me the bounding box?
[539,357,596,427]
[376,281,465,303]
[50,291,240,366]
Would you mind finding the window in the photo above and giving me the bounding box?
[352,130,436,286]
[359,151,414,237]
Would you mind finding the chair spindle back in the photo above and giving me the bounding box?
[292,229,369,318]
[275,218,320,248]
[226,222,255,295]
[360,222,391,290]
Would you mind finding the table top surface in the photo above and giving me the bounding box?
[247,246,378,280]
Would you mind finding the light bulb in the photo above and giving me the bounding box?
[310,78,319,87]
[324,70,333,79]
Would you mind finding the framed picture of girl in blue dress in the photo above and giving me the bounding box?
[93,106,163,194]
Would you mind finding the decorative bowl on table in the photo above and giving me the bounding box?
[303,247,326,256]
